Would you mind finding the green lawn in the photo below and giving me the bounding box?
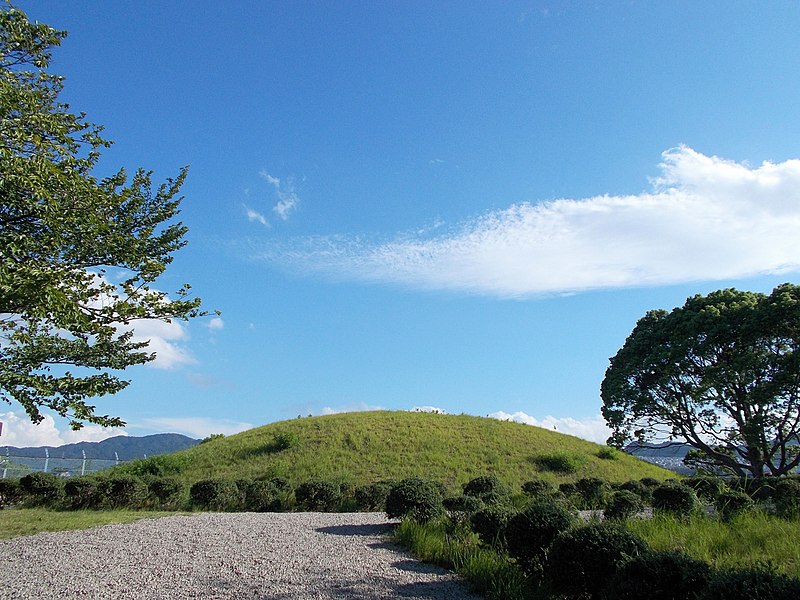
[0,508,182,540]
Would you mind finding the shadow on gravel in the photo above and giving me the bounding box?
[392,559,450,575]
[315,524,392,537]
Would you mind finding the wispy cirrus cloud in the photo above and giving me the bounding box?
[254,147,800,297]
[244,205,269,226]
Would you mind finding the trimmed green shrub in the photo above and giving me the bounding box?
[354,481,393,511]
[533,450,587,474]
[295,480,342,512]
[149,477,184,508]
[504,499,578,578]
[63,477,100,510]
[243,480,282,512]
[190,479,241,511]
[548,522,648,600]
[273,431,299,451]
[385,478,443,523]
[0,479,22,508]
[443,494,483,513]
[704,566,800,600]
[103,475,149,509]
[774,478,800,519]
[521,478,556,499]
[469,504,514,548]
[605,489,644,521]
[640,477,662,489]
[462,475,510,503]
[597,446,619,460]
[19,472,64,507]
[684,476,725,501]
[603,550,711,600]
[617,479,652,502]
[574,477,610,509]
[715,489,754,522]
[652,482,701,517]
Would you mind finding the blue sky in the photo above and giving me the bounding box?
[4,1,800,447]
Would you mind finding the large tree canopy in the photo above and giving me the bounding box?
[0,5,204,429]
[601,284,800,478]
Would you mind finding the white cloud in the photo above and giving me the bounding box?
[257,147,800,297]
[0,411,127,447]
[259,170,281,189]
[140,417,253,439]
[273,194,299,220]
[320,402,384,415]
[118,318,196,370]
[489,411,611,444]
[207,317,224,331]
[244,205,269,226]
[410,406,447,414]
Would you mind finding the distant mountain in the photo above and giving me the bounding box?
[2,433,200,461]
[625,441,694,474]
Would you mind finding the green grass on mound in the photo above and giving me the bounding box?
[117,411,671,490]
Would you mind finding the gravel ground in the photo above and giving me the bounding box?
[0,512,484,599]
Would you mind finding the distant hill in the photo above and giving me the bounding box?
[117,411,674,489]
[2,433,200,461]
[625,441,694,475]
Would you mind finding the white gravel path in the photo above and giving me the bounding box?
[0,512,484,599]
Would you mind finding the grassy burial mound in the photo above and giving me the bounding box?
[119,411,671,488]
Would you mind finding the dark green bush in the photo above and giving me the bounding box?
[533,450,587,474]
[684,476,726,501]
[774,478,800,519]
[0,479,22,508]
[603,550,711,600]
[504,499,578,578]
[548,522,648,600]
[354,481,393,511]
[273,431,300,451]
[521,478,556,499]
[574,477,610,509]
[652,482,701,517]
[385,478,443,523]
[149,477,184,508]
[103,475,149,509]
[714,489,754,522]
[190,479,241,511]
[63,477,101,510]
[596,447,619,460]
[604,489,644,521]
[295,480,342,512]
[617,479,652,502]
[704,566,800,600]
[469,504,514,548]
[462,475,509,501]
[733,476,781,501]
[243,480,282,512]
[19,472,64,507]
[640,477,662,489]
[443,494,483,513]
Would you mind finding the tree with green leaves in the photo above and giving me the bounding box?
[0,4,206,429]
[601,284,800,477]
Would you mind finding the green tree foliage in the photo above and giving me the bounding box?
[0,4,206,428]
[602,284,800,477]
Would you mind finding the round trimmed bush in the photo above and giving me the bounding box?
[190,479,241,511]
[774,478,800,519]
[385,478,443,523]
[704,566,800,600]
[684,476,725,501]
[295,480,342,512]
[504,500,578,577]
[617,479,651,502]
[244,480,282,512]
[354,482,392,512]
[470,504,514,547]
[521,479,556,499]
[574,477,610,509]
[64,477,101,510]
[103,475,148,509]
[0,479,22,508]
[149,477,184,509]
[714,489,754,522]
[548,522,648,599]
[19,472,64,507]
[652,482,701,517]
[603,549,711,600]
[604,490,644,521]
